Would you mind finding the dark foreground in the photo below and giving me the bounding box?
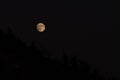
[0,28,119,80]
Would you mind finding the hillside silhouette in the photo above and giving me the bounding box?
[0,28,118,80]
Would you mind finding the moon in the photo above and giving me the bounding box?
[36,23,45,32]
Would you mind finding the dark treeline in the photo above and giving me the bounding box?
[0,28,118,80]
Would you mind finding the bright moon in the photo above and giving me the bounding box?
[36,23,45,32]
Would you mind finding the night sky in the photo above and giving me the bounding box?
[0,1,120,78]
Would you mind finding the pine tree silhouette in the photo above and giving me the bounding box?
[0,28,118,80]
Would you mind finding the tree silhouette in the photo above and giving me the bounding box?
[0,28,118,80]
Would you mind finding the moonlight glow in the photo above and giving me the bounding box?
[36,23,45,32]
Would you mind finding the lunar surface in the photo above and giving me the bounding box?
[36,23,45,32]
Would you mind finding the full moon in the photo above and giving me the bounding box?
[36,23,45,32]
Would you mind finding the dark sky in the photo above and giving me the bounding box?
[1,1,120,78]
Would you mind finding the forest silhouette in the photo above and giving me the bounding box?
[0,28,118,80]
